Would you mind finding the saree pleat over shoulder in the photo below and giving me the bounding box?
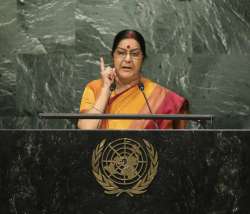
[80,78,188,129]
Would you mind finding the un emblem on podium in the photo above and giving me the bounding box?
[92,138,158,196]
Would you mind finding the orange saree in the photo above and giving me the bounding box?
[79,78,189,129]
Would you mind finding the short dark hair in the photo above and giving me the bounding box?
[111,29,147,60]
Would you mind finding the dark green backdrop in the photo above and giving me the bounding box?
[0,0,250,128]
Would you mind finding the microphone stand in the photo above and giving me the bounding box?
[138,82,160,129]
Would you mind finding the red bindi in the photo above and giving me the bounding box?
[127,45,130,49]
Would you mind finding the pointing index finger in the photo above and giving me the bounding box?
[100,57,105,72]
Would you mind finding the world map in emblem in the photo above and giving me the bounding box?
[92,138,158,196]
[101,138,149,185]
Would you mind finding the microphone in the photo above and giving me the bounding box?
[110,81,116,92]
[138,82,160,129]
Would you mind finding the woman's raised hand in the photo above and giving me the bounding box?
[100,57,116,88]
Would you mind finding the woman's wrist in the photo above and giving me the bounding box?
[101,85,112,95]
[92,105,104,113]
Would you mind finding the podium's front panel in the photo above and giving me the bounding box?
[0,130,249,214]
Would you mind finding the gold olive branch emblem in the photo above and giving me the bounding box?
[92,139,158,197]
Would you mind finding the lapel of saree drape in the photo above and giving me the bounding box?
[88,78,187,129]
[101,79,172,129]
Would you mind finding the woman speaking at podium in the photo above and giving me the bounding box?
[78,29,188,130]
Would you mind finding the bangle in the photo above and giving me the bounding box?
[92,105,103,113]
[85,101,103,113]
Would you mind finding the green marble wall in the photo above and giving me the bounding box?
[0,0,250,128]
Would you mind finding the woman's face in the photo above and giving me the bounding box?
[113,38,143,84]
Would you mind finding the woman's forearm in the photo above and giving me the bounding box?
[78,86,111,129]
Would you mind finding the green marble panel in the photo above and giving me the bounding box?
[191,0,250,54]
[16,50,77,128]
[16,0,75,53]
[0,0,18,117]
[0,0,250,128]
[189,54,250,128]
